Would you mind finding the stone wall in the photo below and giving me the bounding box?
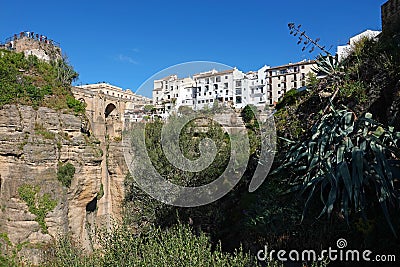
[12,37,62,61]
[382,0,400,32]
[0,105,103,263]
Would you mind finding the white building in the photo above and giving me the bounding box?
[192,68,245,110]
[151,60,317,115]
[153,75,196,115]
[337,30,381,61]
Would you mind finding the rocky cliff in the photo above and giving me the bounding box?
[0,104,109,262]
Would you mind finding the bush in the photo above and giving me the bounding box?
[57,162,75,188]
[44,223,258,267]
[17,185,57,234]
[241,104,256,124]
[0,49,80,113]
[66,96,86,114]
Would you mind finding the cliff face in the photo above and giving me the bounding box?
[0,104,104,260]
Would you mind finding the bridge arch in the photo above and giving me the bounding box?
[105,103,118,118]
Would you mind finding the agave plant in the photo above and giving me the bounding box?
[313,54,343,77]
[273,106,400,235]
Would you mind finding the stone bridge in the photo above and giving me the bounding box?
[71,83,151,225]
[72,83,151,140]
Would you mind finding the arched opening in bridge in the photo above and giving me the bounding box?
[105,103,117,118]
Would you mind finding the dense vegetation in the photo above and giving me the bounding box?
[0,49,84,113]
[122,24,400,266]
[1,23,399,266]
[42,224,259,267]
[123,113,260,243]
[246,25,400,262]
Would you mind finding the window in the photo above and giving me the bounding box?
[236,88,242,95]
[225,90,229,95]
[225,76,228,79]
[210,99,213,102]
[278,91,281,94]
[278,84,280,87]
[205,85,209,91]
[216,76,221,82]
[235,81,242,87]
[224,83,228,89]
[214,84,218,90]
[209,92,212,95]
[301,65,305,69]
[236,96,242,104]
[225,97,228,101]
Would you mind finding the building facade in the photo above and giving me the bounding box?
[263,60,316,105]
[152,60,316,115]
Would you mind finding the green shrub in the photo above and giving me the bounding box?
[17,185,57,234]
[34,123,56,139]
[57,162,75,188]
[275,89,299,110]
[44,223,259,267]
[0,49,80,113]
[66,96,86,114]
[241,104,257,123]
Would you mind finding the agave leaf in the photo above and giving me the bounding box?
[380,199,398,237]
[351,148,364,210]
[338,161,353,197]
[337,144,346,163]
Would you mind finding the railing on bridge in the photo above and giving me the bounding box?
[2,31,61,51]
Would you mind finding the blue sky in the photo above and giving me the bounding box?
[1,0,385,97]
